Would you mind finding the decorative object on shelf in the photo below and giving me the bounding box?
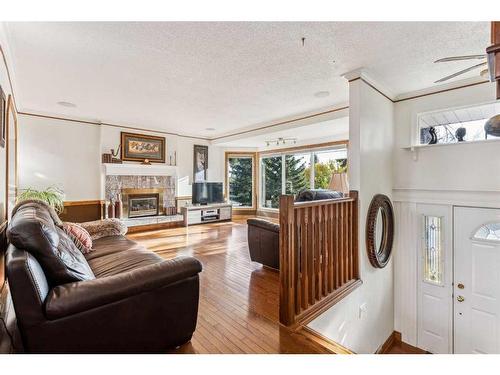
[114,194,123,219]
[366,194,395,269]
[111,157,122,164]
[428,126,438,144]
[0,84,6,148]
[121,132,166,163]
[102,153,112,163]
[484,114,500,138]
[109,145,122,163]
[16,187,65,214]
[107,200,115,219]
[193,144,208,182]
[265,137,297,147]
[455,126,467,142]
[141,158,151,165]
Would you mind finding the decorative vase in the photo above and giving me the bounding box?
[115,195,123,219]
[107,201,115,219]
[428,127,438,144]
[484,114,500,139]
[455,127,466,142]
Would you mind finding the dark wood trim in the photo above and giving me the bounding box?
[5,95,18,220]
[376,331,429,354]
[298,326,354,354]
[294,279,362,329]
[0,45,18,112]
[63,200,104,207]
[258,140,349,156]
[120,131,166,163]
[256,209,279,219]
[212,106,349,141]
[376,331,397,354]
[232,209,257,216]
[18,111,209,141]
[350,76,490,104]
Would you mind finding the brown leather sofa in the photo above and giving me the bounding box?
[6,201,202,353]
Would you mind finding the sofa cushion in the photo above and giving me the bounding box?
[63,222,93,254]
[86,235,164,278]
[79,219,128,241]
[7,201,95,286]
[295,189,343,202]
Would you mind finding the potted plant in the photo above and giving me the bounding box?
[17,187,65,214]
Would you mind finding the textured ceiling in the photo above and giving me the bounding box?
[3,22,490,138]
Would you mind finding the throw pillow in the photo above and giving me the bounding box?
[79,218,128,240]
[63,222,94,254]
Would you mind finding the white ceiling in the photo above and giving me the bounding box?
[3,22,490,139]
[217,116,349,149]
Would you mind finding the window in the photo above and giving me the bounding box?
[259,145,348,209]
[473,222,500,242]
[423,215,443,285]
[261,156,282,209]
[418,102,500,145]
[285,153,311,195]
[226,153,255,209]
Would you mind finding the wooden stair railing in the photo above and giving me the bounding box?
[279,191,361,327]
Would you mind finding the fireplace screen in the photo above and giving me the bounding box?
[128,194,160,218]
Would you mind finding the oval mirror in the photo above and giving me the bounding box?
[366,194,394,268]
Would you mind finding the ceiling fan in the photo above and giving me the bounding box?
[433,54,488,83]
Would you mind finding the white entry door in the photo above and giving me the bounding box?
[454,207,500,354]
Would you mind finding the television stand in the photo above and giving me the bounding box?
[181,203,232,226]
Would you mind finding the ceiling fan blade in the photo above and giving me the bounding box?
[434,62,488,83]
[434,54,487,63]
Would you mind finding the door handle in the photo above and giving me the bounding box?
[457,283,464,289]
[457,296,465,302]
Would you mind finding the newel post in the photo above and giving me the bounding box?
[279,195,296,326]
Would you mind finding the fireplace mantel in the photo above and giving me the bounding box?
[103,163,177,177]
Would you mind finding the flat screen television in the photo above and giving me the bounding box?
[192,182,224,205]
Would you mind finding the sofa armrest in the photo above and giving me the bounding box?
[247,218,280,233]
[45,256,202,320]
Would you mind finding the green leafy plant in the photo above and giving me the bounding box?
[17,187,65,214]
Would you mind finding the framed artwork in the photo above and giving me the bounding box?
[193,144,208,182]
[0,85,6,148]
[120,132,166,163]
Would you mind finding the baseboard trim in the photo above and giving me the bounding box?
[299,326,354,354]
[376,331,429,354]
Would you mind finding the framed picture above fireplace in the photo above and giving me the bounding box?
[121,132,166,163]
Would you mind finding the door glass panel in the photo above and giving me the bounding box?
[473,223,500,242]
[423,215,444,285]
[228,156,254,208]
[261,156,282,209]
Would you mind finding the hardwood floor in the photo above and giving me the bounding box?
[127,216,330,354]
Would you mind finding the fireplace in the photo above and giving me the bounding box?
[121,188,165,218]
[128,193,159,218]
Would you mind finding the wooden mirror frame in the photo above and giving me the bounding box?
[366,194,394,268]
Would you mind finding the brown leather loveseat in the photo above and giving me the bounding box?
[6,201,202,353]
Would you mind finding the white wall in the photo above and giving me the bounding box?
[392,82,500,350]
[308,75,395,353]
[394,83,500,192]
[18,115,217,201]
